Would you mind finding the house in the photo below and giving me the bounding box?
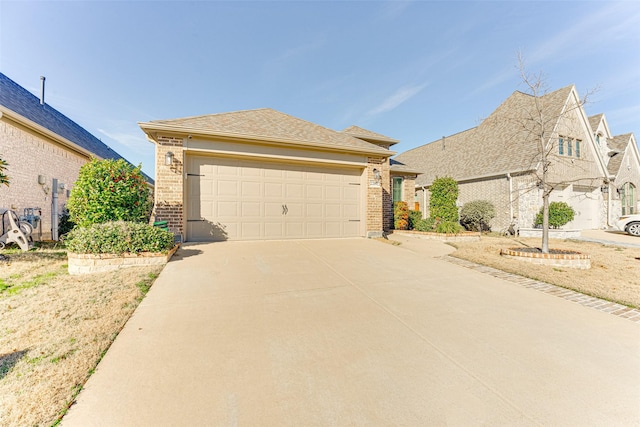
[394,85,640,231]
[0,72,152,240]
[139,109,416,242]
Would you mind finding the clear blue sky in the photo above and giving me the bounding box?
[1,1,638,177]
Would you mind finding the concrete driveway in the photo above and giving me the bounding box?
[63,237,640,426]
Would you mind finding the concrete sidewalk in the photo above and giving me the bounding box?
[63,238,640,426]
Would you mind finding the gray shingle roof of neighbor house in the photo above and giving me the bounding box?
[341,125,399,145]
[394,85,574,187]
[0,73,153,184]
[606,133,632,175]
[588,113,604,133]
[140,108,394,156]
[389,159,422,175]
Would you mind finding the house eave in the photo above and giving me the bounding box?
[0,106,96,159]
[139,122,395,157]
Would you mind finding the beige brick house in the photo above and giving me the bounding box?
[0,73,151,240]
[394,85,640,231]
[140,109,415,242]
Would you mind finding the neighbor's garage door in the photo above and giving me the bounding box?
[186,156,363,241]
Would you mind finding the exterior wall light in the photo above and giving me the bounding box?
[373,168,381,182]
[165,151,174,166]
[600,184,609,194]
[38,175,45,185]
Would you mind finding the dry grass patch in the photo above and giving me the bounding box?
[448,236,640,308]
[0,245,162,427]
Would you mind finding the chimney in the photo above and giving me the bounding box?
[40,76,46,105]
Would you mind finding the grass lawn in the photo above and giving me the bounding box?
[0,243,163,427]
[447,235,640,308]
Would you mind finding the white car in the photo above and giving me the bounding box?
[615,214,640,237]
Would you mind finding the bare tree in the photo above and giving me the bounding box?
[516,53,599,253]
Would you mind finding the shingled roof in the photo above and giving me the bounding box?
[588,113,604,133]
[341,125,399,145]
[606,133,632,175]
[1,73,122,161]
[394,85,574,187]
[140,109,392,156]
[0,73,153,183]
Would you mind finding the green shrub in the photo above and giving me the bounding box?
[67,158,152,227]
[64,221,175,254]
[0,156,8,186]
[58,207,76,237]
[534,202,575,229]
[408,210,422,230]
[436,220,464,234]
[429,177,459,222]
[414,217,435,232]
[460,200,496,232]
[393,201,409,230]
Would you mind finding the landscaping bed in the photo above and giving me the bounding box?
[0,244,163,427]
[448,236,640,308]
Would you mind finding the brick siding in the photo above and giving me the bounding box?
[0,119,87,240]
[153,136,185,240]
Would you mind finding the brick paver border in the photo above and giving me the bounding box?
[442,255,640,323]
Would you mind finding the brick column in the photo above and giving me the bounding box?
[154,136,184,241]
[381,157,392,231]
[366,157,384,237]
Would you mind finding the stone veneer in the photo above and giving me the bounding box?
[67,244,180,275]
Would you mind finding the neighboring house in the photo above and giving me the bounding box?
[0,72,152,240]
[394,85,639,231]
[139,109,413,242]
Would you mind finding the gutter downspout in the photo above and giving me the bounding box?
[507,173,513,221]
[422,186,427,219]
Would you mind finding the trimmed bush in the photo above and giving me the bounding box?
[408,210,422,230]
[414,217,435,232]
[58,206,76,237]
[534,202,575,229]
[429,177,459,222]
[436,220,464,234]
[0,156,8,186]
[460,200,496,232]
[64,221,175,255]
[67,158,152,227]
[394,201,409,230]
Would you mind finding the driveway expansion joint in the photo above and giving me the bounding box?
[441,255,640,323]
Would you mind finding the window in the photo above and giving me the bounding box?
[567,140,573,156]
[595,134,601,146]
[392,177,403,203]
[575,140,581,158]
[621,182,636,215]
[558,137,564,155]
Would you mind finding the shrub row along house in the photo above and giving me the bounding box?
[394,85,640,231]
[0,73,152,240]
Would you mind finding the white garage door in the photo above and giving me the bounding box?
[186,156,363,241]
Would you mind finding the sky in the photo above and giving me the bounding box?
[1,1,639,178]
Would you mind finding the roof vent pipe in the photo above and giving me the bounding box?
[40,76,46,105]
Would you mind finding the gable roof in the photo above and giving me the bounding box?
[0,73,122,161]
[140,108,393,156]
[341,125,399,145]
[0,73,153,183]
[607,133,632,175]
[395,85,574,186]
[390,158,422,175]
[588,114,604,133]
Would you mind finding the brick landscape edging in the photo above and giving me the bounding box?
[443,255,640,323]
[67,244,180,275]
[500,247,591,269]
[392,230,481,242]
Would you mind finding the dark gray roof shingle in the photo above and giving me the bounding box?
[0,73,153,183]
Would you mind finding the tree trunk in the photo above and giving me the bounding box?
[541,190,549,253]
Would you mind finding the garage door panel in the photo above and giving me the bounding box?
[240,222,261,239]
[285,183,304,198]
[241,181,261,197]
[217,201,237,217]
[187,156,362,241]
[265,183,283,198]
[241,202,262,217]
[218,180,239,196]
